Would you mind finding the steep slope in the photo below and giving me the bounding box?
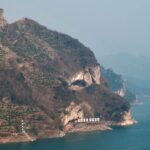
[101,66,136,103]
[0,16,134,142]
[100,53,150,95]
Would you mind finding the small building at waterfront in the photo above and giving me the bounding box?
[76,118,100,123]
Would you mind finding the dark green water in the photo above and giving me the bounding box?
[0,98,150,150]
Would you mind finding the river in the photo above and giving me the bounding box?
[0,97,150,150]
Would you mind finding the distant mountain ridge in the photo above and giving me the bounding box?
[101,66,136,103]
[100,53,150,95]
[0,10,135,143]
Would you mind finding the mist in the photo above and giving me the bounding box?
[1,0,150,58]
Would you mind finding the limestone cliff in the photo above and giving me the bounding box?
[68,66,100,90]
[61,102,84,126]
[116,85,126,97]
[0,10,134,143]
[113,111,136,126]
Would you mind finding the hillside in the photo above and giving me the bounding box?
[101,66,136,103]
[100,53,150,95]
[0,11,134,143]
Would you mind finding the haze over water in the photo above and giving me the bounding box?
[1,0,150,58]
[0,1,150,150]
[0,97,149,150]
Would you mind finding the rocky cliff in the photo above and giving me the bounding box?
[0,10,134,143]
[101,66,136,103]
[67,66,101,91]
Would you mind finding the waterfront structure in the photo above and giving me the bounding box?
[76,118,100,123]
[21,120,25,133]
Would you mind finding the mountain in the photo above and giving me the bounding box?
[0,10,134,143]
[101,66,136,103]
[100,53,150,95]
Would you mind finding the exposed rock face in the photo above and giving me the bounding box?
[68,66,101,90]
[115,111,136,126]
[0,10,134,143]
[89,66,101,84]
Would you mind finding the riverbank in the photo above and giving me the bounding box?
[0,133,35,144]
[2,97,150,150]
[0,118,136,144]
[65,123,112,134]
[0,130,65,144]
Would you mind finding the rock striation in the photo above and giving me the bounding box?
[61,102,84,126]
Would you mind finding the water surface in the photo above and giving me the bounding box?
[0,97,150,150]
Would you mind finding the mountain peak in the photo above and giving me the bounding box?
[0,12,135,142]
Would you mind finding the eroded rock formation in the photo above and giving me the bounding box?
[0,9,135,143]
[68,66,101,90]
[61,102,84,126]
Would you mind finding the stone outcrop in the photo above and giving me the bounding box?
[0,9,134,143]
[112,111,136,126]
[61,102,84,126]
[116,86,126,97]
[68,66,101,90]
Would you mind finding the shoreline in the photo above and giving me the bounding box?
[0,119,136,144]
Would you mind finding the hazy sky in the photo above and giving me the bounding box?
[1,0,150,59]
